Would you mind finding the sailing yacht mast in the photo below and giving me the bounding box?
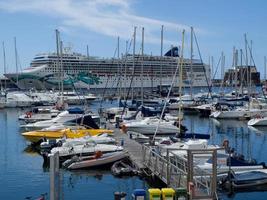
[2,42,7,90]
[131,27,136,101]
[124,40,128,101]
[160,25,163,96]
[141,27,144,105]
[264,56,266,81]
[240,49,243,95]
[234,49,238,97]
[86,45,89,58]
[244,34,249,95]
[178,30,185,134]
[60,41,64,97]
[55,29,61,92]
[117,36,121,98]
[190,27,193,98]
[14,37,18,86]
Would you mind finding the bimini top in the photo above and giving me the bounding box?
[67,107,84,114]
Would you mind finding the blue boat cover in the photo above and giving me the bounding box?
[67,107,84,114]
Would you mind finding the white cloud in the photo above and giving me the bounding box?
[0,0,207,45]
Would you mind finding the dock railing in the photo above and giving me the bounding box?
[142,144,221,200]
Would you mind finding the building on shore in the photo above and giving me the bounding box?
[223,65,261,87]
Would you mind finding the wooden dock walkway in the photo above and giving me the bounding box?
[107,122,145,170]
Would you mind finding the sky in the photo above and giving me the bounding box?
[0,0,267,79]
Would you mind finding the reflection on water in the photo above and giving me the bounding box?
[183,115,267,199]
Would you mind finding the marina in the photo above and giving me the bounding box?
[2,1,267,199]
[2,93,267,199]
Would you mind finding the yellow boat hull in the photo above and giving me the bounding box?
[22,128,113,143]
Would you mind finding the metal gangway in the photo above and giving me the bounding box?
[142,144,220,200]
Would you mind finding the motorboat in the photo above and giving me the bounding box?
[62,151,128,169]
[57,91,96,105]
[19,107,60,123]
[194,103,214,117]
[28,90,57,105]
[197,153,266,174]
[22,126,113,143]
[210,108,267,119]
[20,107,86,129]
[111,159,139,176]
[219,169,267,189]
[40,134,116,150]
[4,91,34,107]
[121,117,180,135]
[159,138,267,174]
[248,116,267,126]
[47,142,123,161]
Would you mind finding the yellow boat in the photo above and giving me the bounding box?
[22,127,114,143]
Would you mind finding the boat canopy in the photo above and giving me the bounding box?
[68,107,84,114]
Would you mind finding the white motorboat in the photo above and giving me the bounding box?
[121,117,179,135]
[19,107,60,123]
[219,169,267,189]
[210,108,267,119]
[248,116,267,126]
[4,92,34,108]
[57,91,96,105]
[48,142,123,161]
[20,107,86,129]
[168,94,195,110]
[28,91,58,105]
[194,103,214,117]
[40,134,115,150]
[62,151,128,169]
[197,154,266,174]
[159,139,266,174]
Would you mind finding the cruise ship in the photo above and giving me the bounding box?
[4,47,211,90]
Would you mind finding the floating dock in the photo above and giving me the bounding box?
[108,122,218,200]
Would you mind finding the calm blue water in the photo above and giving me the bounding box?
[0,101,148,200]
[1,99,267,199]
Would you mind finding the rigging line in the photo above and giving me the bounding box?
[120,53,142,118]
[246,42,266,98]
[112,38,134,97]
[99,46,119,108]
[113,38,134,96]
[115,44,143,95]
[152,30,185,142]
[212,56,222,80]
[193,31,212,97]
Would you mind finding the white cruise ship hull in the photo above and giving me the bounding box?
[4,49,210,90]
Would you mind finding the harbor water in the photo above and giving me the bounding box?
[1,99,267,199]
